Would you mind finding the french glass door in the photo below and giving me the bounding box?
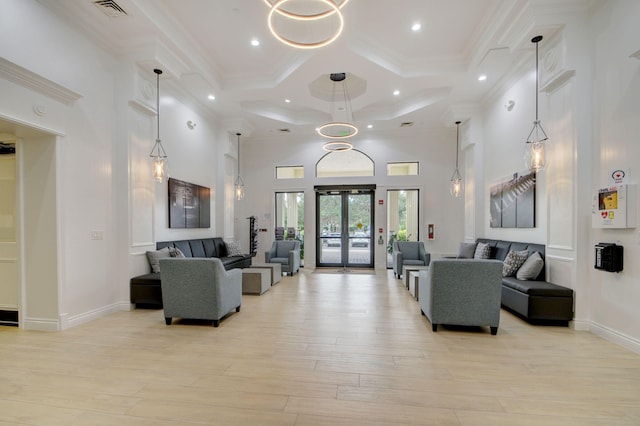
[316,186,374,268]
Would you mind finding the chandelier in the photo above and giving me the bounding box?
[317,72,358,154]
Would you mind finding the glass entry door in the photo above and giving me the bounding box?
[316,187,374,268]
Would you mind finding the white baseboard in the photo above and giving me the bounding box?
[23,317,60,331]
[575,319,640,355]
[61,302,131,330]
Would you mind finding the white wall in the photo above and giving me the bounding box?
[237,127,465,269]
[475,0,640,351]
[587,0,640,349]
[0,0,227,330]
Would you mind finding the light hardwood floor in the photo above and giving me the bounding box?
[2,269,640,425]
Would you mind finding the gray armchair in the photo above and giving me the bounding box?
[159,257,242,327]
[393,241,430,278]
[418,259,503,335]
[265,240,300,275]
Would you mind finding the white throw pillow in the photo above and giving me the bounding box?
[225,241,243,256]
[516,251,544,280]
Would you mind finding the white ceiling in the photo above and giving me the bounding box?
[37,0,594,141]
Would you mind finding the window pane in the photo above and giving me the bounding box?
[317,150,374,177]
[387,162,419,176]
[276,166,304,179]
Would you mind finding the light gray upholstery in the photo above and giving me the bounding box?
[419,259,503,335]
[159,258,242,327]
[393,241,430,278]
[265,240,300,275]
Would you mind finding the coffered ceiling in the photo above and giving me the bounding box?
[38,0,595,140]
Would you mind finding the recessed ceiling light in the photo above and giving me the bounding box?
[208,94,216,101]
[367,124,373,129]
[285,99,291,103]
[478,74,487,81]
[251,39,260,47]
[393,90,400,96]
[411,23,421,32]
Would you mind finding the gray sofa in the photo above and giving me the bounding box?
[419,259,503,335]
[160,257,242,327]
[130,237,252,307]
[476,239,574,324]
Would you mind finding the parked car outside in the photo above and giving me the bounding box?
[326,232,341,247]
[351,232,369,247]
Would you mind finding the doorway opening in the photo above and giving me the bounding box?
[386,189,420,268]
[315,185,375,269]
[275,191,305,265]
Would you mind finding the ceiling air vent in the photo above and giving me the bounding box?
[93,0,127,17]
[278,128,291,133]
[400,122,414,128]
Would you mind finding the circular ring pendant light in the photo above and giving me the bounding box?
[267,0,344,49]
[322,141,353,152]
[263,0,349,20]
[316,122,358,139]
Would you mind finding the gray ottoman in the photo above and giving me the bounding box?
[241,268,271,295]
[249,263,282,285]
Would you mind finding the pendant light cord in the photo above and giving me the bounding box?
[535,40,539,122]
[236,133,241,175]
[154,69,162,140]
[455,121,460,169]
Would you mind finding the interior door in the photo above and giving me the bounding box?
[316,187,374,268]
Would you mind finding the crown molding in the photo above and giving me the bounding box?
[0,58,82,105]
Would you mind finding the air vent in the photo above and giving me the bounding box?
[278,128,291,133]
[93,0,127,17]
[400,122,414,127]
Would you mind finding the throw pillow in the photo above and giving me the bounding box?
[225,241,243,256]
[474,242,491,259]
[457,242,477,259]
[502,249,529,277]
[146,247,171,273]
[516,251,544,280]
[168,247,185,258]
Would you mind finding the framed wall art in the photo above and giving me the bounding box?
[490,171,536,228]
[168,178,211,228]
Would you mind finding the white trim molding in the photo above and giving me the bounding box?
[0,57,82,105]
